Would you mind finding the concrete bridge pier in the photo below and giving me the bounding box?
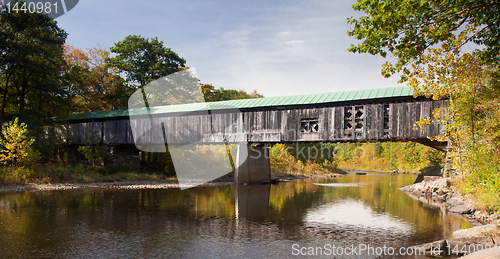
[235,143,271,184]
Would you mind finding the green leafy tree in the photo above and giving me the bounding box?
[347,0,500,80]
[106,35,186,111]
[201,84,263,102]
[0,3,68,124]
[0,118,41,166]
[106,35,186,87]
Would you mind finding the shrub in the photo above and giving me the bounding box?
[0,118,41,166]
[77,133,112,166]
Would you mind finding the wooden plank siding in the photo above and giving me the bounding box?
[69,121,102,144]
[64,100,446,145]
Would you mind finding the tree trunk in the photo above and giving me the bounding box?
[1,71,14,124]
[19,85,26,114]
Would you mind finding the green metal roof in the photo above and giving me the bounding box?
[59,86,414,121]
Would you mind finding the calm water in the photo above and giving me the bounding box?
[0,173,471,258]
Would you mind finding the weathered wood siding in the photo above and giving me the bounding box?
[64,100,446,145]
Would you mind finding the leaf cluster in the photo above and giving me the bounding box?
[77,133,112,167]
[106,35,186,87]
[0,3,68,124]
[348,0,500,78]
[201,84,263,102]
[0,117,41,166]
[63,46,131,112]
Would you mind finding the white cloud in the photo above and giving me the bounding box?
[277,31,292,38]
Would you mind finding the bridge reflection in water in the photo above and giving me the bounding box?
[235,185,270,221]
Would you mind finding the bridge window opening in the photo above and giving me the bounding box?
[345,109,352,119]
[354,106,364,137]
[301,119,319,133]
[383,104,390,136]
[343,107,353,137]
[355,108,363,118]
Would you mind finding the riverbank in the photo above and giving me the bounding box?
[345,169,421,174]
[400,177,500,225]
[401,177,500,257]
[0,172,344,193]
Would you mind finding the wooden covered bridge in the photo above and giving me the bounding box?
[54,86,447,184]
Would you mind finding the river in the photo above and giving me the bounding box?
[0,173,471,258]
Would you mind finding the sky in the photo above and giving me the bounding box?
[56,0,404,97]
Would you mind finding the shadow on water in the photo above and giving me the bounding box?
[0,173,471,258]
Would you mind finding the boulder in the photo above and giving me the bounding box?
[449,204,475,214]
[453,220,500,239]
[412,240,446,257]
[458,246,500,259]
[446,237,495,257]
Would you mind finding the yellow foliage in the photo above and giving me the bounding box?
[0,118,40,166]
[409,33,500,212]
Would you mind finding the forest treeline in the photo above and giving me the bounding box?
[270,142,443,176]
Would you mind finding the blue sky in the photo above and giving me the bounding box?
[56,0,403,97]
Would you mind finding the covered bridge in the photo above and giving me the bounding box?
[53,86,447,184]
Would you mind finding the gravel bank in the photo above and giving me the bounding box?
[0,180,183,193]
[0,173,344,193]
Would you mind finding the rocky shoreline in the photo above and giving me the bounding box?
[400,177,500,257]
[400,177,500,225]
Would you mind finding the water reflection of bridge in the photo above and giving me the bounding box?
[54,86,447,183]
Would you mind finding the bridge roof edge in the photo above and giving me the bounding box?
[57,86,415,122]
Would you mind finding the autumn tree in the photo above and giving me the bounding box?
[0,118,40,166]
[407,37,500,210]
[63,45,130,112]
[348,0,500,211]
